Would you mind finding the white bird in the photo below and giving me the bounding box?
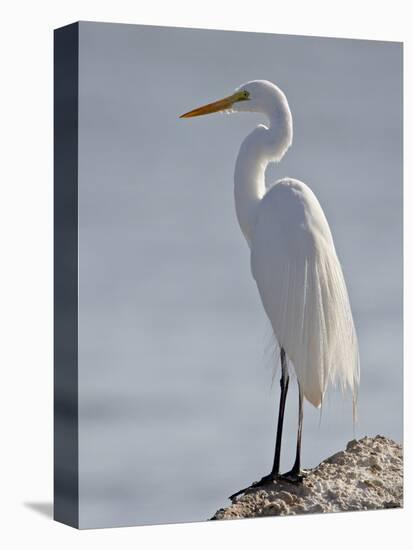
[180,80,359,495]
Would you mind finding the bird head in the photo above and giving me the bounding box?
[179,80,289,120]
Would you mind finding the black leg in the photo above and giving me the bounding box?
[281,383,305,482]
[271,347,289,476]
[229,347,290,500]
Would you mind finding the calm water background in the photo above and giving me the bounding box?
[78,22,402,528]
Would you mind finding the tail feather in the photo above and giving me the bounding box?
[265,247,359,410]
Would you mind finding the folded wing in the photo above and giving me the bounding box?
[251,179,359,408]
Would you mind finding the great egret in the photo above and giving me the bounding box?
[180,80,359,496]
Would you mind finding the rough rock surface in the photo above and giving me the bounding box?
[212,436,402,520]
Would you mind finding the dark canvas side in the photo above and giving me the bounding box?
[53,22,79,529]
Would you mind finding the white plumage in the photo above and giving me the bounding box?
[228,81,359,411]
[180,79,360,485]
[251,178,359,408]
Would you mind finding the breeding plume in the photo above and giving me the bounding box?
[180,80,359,494]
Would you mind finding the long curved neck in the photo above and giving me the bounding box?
[234,109,293,246]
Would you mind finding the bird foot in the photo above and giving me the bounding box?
[279,469,307,483]
[229,472,279,501]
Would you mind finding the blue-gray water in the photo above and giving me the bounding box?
[77,22,402,528]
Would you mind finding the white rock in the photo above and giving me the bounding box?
[212,436,402,520]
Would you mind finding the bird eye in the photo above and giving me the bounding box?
[235,89,250,102]
[239,90,250,101]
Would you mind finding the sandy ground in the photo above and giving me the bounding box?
[212,436,402,520]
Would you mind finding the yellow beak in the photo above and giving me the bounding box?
[179,92,241,119]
